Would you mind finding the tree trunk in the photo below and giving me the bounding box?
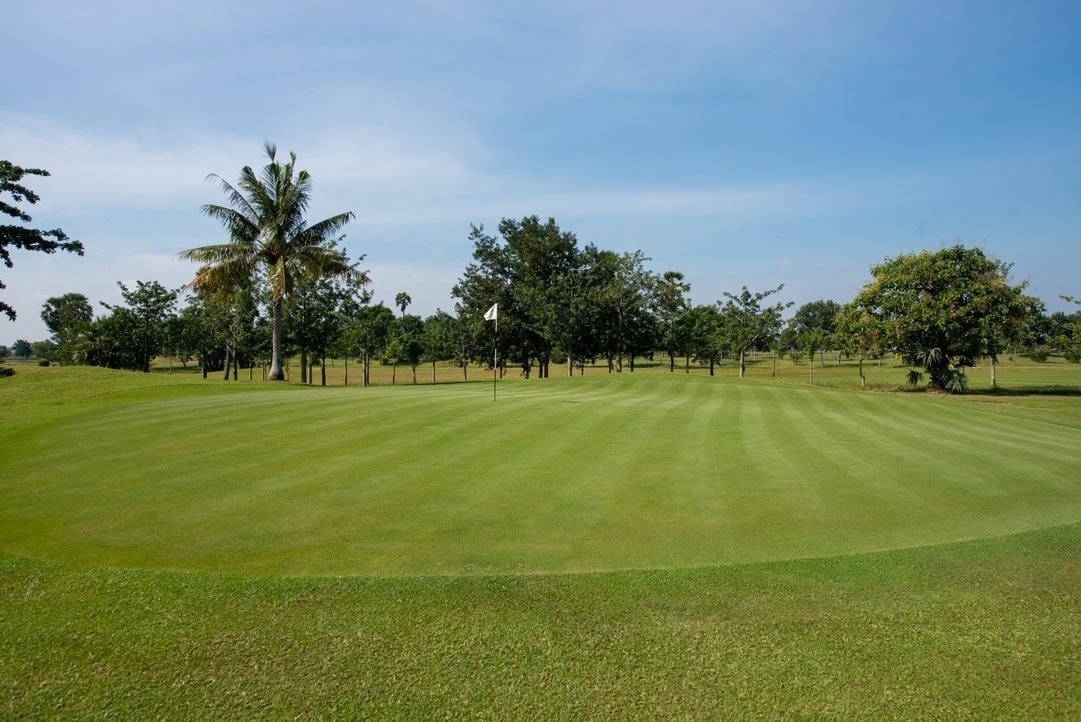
[392,363,397,384]
[432,360,436,384]
[412,365,417,384]
[300,350,308,384]
[685,354,689,374]
[568,350,573,376]
[463,363,468,382]
[344,357,349,386]
[321,357,326,386]
[249,363,253,381]
[859,357,866,388]
[233,355,238,381]
[617,354,623,373]
[669,353,675,372]
[202,359,208,379]
[709,359,714,376]
[809,359,814,383]
[991,357,997,390]
[772,355,777,377]
[268,299,285,381]
[739,349,746,378]
[223,345,231,381]
[630,355,635,372]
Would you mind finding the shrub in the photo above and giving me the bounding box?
[37,359,50,367]
[0,366,14,378]
[1025,350,1050,363]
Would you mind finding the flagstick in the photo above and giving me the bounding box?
[493,315,498,402]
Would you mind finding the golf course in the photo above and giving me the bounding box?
[1,362,1078,717]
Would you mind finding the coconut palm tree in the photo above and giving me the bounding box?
[180,143,363,380]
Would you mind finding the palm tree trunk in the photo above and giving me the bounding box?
[268,299,285,381]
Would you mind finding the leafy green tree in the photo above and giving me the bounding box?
[1,160,84,321]
[390,314,425,384]
[41,293,93,365]
[849,245,1038,393]
[791,299,841,366]
[684,304,724,375]
[395,292,412,316]
[835,305,885,388]
[101,281,180,373]
[422,311,458,383]
[1061,296,1081,363]
[651,271,691,372]
[453,217,580,379]
[11,339,31,359]
[719,285,792,378]
[346,303,395,386]
[800,331,825,383]
[31,339,58,363]
[181,143,363,381]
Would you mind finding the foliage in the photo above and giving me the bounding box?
[181,143,365,380]
[790,299,841,337]
[0,365,13,376]
[41,292,93,365]
[101,281,180,373]
[849,245,1038,393]
[718,285,792,377]
[10,339,31,359]
[0,160,84,321]
[30,340,58,362]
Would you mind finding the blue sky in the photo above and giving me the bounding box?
[4,0,1080,342]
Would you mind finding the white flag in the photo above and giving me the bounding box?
[483,303,498,321]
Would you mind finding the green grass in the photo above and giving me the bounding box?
[1,365,1079,716]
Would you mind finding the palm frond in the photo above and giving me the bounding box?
[292,212,355,247]
[178,242,254,264]
[205,174,258,225]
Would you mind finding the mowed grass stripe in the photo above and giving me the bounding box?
[2,372,1080,575]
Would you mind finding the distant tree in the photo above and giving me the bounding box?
[346,303,395,386]
[1062,296,1081,363]
[684,304,724,375]
[650,270,691,372]
[800,331,825,383]
[181,143,363,381]
[835,305,886,388]
[719,285,792,378]
[453,217,581,379]
[791,299,841,366]
[849,245,1038,392]
[11,339,32,359]
[30,339,59,363]
[422,311,457,383]
[101,281,180,373]
[1,160,84,321]
[41,293,93,365]
[395,292,412,317]
[392,314,425,384]
[0,344,8,362]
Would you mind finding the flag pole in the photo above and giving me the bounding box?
[493,314,498,402]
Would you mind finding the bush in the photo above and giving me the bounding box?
[1024,350,1050,363]
[1064,351,1081,364]
[0,366,14,378]
[37,359,50,367]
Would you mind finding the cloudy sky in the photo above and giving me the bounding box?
[4,0,1080,342]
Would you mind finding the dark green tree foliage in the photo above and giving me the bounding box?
[1,160,83,321]
[31,340,58,363]
[651,271,691,372]
[849,245,1038,393]
[683,305,724,375]
[344,303,395,387]
[0,345,8,362]
[11,339,32,359]
[835,304,886,387]
[1061,296,1081,363]
[100,281,180,373]
[453,217,580,378]
[393,314,425,384]
[422,311,458,382]
[41,293,93,365]
[791,300,841,336]
[174,293,229,377]
[719,285,792,378]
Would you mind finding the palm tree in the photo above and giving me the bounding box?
[180,143,363,381]
[395,291,412,316]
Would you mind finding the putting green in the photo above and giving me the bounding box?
[1,373,1079,576]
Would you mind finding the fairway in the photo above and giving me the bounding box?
[2,369,1079,576]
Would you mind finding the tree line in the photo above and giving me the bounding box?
[3,148,1080,393]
